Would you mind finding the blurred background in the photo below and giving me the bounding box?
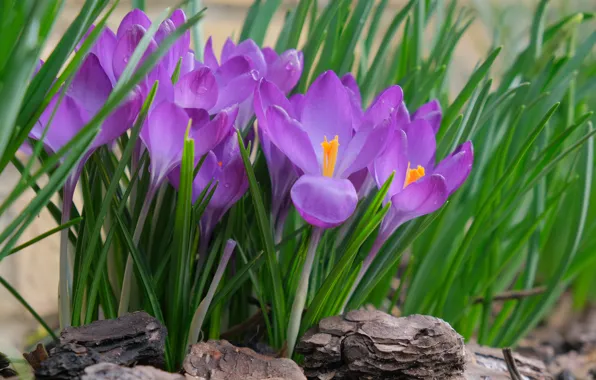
[0,0,594,350]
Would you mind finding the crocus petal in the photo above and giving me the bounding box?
[117,9,151,38]
[372,129,408,198]
[191,106,238,156]
[413,99,442,134]
[221,38,237,63]
[112,24,158,80]
[215,56,253,86]
[174,67,218,110]
[68,53,112,116]
[211,155,248,209]
[94,89,142,148]
[180,51,196,76]
[301,71,352,162]
[341,73,363,130]
[266,49,303,93]
[254,79,294,132]
[289,93,305,119]
[390,174,448,218]
[362,85,404,129]
[394,101,410,128]
[266,106,319,175]
[403,118,436,168]
[203,37,219,70]
[213,57,259,111]
[262,47,279,65]
[90,28,117,84]
[31,96,88,154]
[337,120,392,178]
[433,141,474,195]
[291,175,358,228]
[141,102,190,183]
[229,39,267,76]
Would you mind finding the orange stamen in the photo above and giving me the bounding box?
[321,135,340,177]
[404,162,425,188]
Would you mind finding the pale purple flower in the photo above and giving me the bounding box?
[261,71,394,229]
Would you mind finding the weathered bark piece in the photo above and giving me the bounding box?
[82,363,184,380]
[35,312,167,379]
[296,310,466,379]
[183,340,306,380]
[465,344,552,380]
[22,343,49,370]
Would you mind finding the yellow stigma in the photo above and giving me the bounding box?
[321,135,340,177]
[404,162,425,188]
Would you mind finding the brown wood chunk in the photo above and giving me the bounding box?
[35,312,167,379]
[296,312,466,379]
[183,340,307,380]
[81,363,184,380]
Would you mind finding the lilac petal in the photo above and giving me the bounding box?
[433,140,474,195]
[141,102,190,183]
[413,99,442,134]
[289,94,306,119]
[213,57,258,111]
[337,119,392,178]
[266,106,319,175]
[254,79,294,133]
[216,56,253,86]
[341,73,363,130]
[301,71,352,162]
[31,96,88,154]
[390,174,448,219]
[191,106,238,156]
[394,101,410,129]
[68,53,112,116]
[112,24,158,80]
[262,47,279,65]
[141,66,175,107]
[403,118,436,168]
[203,37,219,70]
[229,39,267,76]
[221,38,237,63]
[291,174,358,228]
[174,67,218,110]
[266,49,303,93]
[185,108,211,129]
[348,168,369,195]
[94,89,142,148]
[117,9,151,38]
[362,85,404,129]
[373,129,408,198]
[180,51,196,76]
[168,150,218,196]
[211,154,248,209]
[89,28,117,84]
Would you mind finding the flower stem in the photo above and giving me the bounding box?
[286,228,323,358]
[118,187,155,316]
[58,180,76,329]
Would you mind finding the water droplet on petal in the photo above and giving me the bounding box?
[249,69,260,80]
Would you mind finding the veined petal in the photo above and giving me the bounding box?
[94,88,143,148]
[112,24,158,80]
[373,129,408,198]
[266,49,303,93]
[413,99,442,134]
[291,175,358,228]
[174,67,218,110]
[117,9,151,38]
[301,71,352,162]
[337,119,392,178]
[390,174,448,220]
[191,106,238,156]
[362,85,404,129]
[254,79,294,133]
[433,140,473,195]
[403,118,436,168]
[68,53,112,116]
[265,106,319,175]
[203,37,219,70]
[341,73,363,130]
[141,102,190,183]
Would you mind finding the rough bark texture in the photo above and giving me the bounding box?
[81,363,184,380]
[296,310,466,379]
[35,312,166,379]
[464,344,552,380]
[183,340,306,380]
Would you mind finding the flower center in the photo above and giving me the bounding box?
[404,162,425,188]
[321,135,339,177]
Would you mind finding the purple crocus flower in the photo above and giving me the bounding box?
[261,71,394,229]
[369,100,474,259]
[168,132,248,253]
[202,37,303,128]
